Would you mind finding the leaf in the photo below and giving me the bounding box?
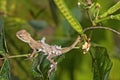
[100,1,120,18]
[49,0,59,25]
[0,17,11,80]
[53,0,83,34]
[0,17,5,54]
[0,59,11,80]
[61,8,82,36]
[0,16,8,54]
[32,52,61,80]
[32,53,50,79]
[90,46,112,80]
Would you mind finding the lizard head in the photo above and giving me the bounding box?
[16,29,32,43]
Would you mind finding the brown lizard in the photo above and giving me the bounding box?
[16,29,81,75]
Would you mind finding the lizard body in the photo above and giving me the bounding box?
[16,29,81,75]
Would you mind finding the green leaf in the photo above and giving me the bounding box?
[32,53,50,79]
[53,0,83,34]
[0,59,11,80]
[61,8,82,36]
[0,16,8,54]
[0,17,5,54]
[0,17,11,80]
[90,46,112,80]
[32,52,59,80]
[100,1,120,18]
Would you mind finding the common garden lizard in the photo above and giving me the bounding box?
[16,29,81,75]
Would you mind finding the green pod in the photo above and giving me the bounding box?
[53,0,83,34]
[100,1,120,18]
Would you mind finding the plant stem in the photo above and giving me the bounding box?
[94,16,110,23]
[83,26,120,35]
[0,54,30,60]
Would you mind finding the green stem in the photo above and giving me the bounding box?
[87,10,93,25]
[0,54,30,60]
[83,26,120,35]
[94,16,110,23]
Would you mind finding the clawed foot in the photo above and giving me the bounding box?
[48,62,57,77]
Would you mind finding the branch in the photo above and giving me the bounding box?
[83,26,120,35]
[0,54,30,60]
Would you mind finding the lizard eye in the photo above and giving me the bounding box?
[19,35,23,37]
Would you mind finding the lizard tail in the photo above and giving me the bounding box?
[61,35,81,53]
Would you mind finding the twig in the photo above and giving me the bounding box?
[83,26,120,35]
[0,54,30,60]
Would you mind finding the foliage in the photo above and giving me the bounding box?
[0,17,11,80]
[0,0,120,80]
[90,46,112,80]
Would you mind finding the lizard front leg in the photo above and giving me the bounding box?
[29,49,37,58]
[25,49,36,60]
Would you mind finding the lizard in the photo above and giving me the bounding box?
[16,29,81,76]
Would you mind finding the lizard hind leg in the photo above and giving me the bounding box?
[47,55,57,76]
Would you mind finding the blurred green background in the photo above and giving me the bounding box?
[0,0,120,80]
